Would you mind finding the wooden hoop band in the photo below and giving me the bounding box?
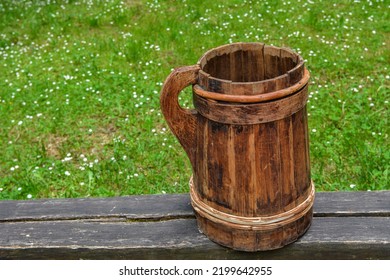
[193,68,310,103]
[190,176,315,230]
[193,84,309,125]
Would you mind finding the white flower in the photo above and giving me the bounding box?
[62,156,72,162]
[64,171,71,176]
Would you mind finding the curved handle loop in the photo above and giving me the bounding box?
[160,65,200,166]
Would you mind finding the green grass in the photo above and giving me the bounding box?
[0,0,388,200]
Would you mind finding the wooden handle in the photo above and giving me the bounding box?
[160,65,200,166]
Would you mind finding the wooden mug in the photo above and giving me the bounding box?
[160,43,314,251]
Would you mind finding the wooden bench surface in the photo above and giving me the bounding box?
[0,191,389,259]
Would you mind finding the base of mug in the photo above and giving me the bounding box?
[194,207,313,252]
[190,177,315,251]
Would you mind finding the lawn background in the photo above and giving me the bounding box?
[0,0,388,199]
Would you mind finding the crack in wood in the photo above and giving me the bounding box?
[313,212,390,218]
[1,211,388,224]
[0,214,196,224]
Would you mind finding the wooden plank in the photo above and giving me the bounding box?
[0,194,193,222]
[1,192,389,222]
[313,191,390,217]
[0,217,389,260]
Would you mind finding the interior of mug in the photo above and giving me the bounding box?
[198,42,303,84]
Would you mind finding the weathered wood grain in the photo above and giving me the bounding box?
[1,191,389,222]
[1,191,389,259]
[0,194,193,222]
[0,216,388,260]
[314,191,390,217]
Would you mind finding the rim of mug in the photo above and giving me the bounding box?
[195,42,308,103]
